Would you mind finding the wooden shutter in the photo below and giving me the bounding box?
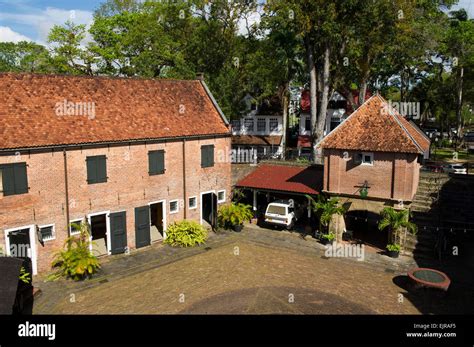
[201,146,207,168]
[86,157,97,184]
[148,150,165,175]
[87,156,107,184]
[97,156,107,183]
[13,163,28,194]
[1,164,15,196]
[0,163,28,196]
[201,145,214,168]
[208,145,214,167]
[156,150,164,174]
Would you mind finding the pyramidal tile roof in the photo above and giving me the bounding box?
[0,73,230,150]
[319,94,430,154]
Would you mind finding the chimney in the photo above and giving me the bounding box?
[196,72,204,81]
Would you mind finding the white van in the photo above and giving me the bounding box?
[264,199,303,230]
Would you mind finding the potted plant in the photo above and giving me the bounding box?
[320,232,335,245]
[378,207,417,258]
[386,243,401,258]
[307,195,346,241]
[217,203,253,232]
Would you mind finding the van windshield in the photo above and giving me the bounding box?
[267,205,286,215]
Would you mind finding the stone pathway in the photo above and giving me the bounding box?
[32,224,472,315]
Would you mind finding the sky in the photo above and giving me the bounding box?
[0,0,473,45]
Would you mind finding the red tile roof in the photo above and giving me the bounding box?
[236,164,322,195]
[0,73,230,150]
[232,135,282,146]
[319,94,430,154]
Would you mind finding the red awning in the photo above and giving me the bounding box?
[236,164,322,195]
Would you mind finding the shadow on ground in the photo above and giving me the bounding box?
[181,286,375,314]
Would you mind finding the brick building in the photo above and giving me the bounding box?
[0,73,231,275]
[318,94,430,243]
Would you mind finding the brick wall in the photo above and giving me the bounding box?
[0,136,231,274]
[323,149,419,202]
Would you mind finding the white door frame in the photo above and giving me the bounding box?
[200,190,216,225]
[148,199,167,239]
[4,224,37,275]
[87,211,111,255]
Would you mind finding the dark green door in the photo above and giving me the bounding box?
[135,206,150,248]
[110,212,127,255]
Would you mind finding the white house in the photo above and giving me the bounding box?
[231,95,284,159]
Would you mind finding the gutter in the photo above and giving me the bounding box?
[0,132,231,154]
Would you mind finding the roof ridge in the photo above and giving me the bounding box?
[0,72,201,83]
[316,93,378,149]
[381,97,426,154]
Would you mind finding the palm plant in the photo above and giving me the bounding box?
[307,195,346,233]
[378,207,417,248]
[49,218,100,281]
[217,203,253,229]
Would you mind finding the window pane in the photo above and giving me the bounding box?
[257,118,266,132]
[244,119,254,131]
[40,226,53,240]
[218,191,225,201]
[269,118,278,131]
[189,197,196,208]
[170,201,178,212]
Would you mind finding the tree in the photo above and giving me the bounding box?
[0,41,52,73]
[48,21,97,75]
[378,207,417,248]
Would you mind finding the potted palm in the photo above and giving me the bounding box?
[320,232,336,245]
[307,195,346,244]
[386,244,401,258]
[378,207,417,258]
[217,203,253,232]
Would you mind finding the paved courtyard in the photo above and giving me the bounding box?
[32,226,473,315]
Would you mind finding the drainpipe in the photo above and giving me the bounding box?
[253,190,257,215]
[63,148,70,232]
[182,139,187,219]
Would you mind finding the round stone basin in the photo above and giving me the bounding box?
[407,268,451,291]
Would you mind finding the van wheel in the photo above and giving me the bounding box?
[287,222,294,230]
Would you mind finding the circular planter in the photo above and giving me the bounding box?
[407,268,451,291]
[387,250,400,258]
[233,224,244,232]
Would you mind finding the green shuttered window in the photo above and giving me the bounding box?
[148,150,165,175]
[0,162,28,196]
[86,155,107,184]
[201,145,214,168]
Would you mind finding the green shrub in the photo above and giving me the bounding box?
[50,219,100,281]
[386,243,401,252]
[217,203,253,229]
[164,220,208,247]
[321,232,335,241]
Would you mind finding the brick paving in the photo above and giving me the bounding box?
[32,225,473,315]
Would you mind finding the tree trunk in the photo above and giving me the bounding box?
[315,44,330,164]
[305,37,318,163]
[457,66,464,139]
[359,69,370,106]
[280,82,289,160]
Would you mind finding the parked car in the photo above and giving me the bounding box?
[264,199,304,230]
[443,164,467,174]
[424,164,444,173]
